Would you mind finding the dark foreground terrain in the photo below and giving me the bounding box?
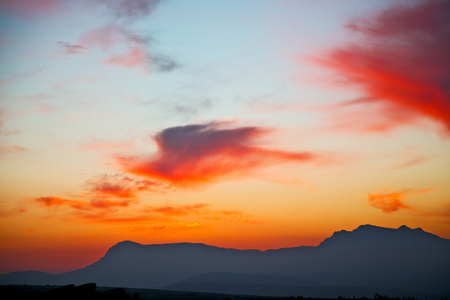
[2,225,449,299]
[0,284,441,300]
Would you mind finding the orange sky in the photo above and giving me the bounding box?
[1,0,449,274]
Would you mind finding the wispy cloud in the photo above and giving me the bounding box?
[368,188,433,213]
[119,121,318,186]
[35,196,134,211]
[146,203,211,216]
[151,55,180,72]
[33,174,162,214]
[390,156,427,170]
[416,203,450,224]
[0,0,59,16]
[106,44,147,68]
[0,68,43,88]
[82,202,262,228]
[85,173,161,199]
[92,0,162,21]
[57,41,86,55]
[314,0,450,135]
[0,145,25,154]
[79,25,149,71]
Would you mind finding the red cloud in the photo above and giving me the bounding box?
[368,188,432,213]
[90,183,135,199]
[86,173,161,198]
[148,203,211,216]
[315,0,450,134]
[89,199,133,209]
[119,122,317,186]
[35,196,134,210]
[35,197,90,210]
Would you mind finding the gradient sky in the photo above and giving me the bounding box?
[1,0,449,274]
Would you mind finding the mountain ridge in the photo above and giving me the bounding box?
[1,224,449,299]
[105,224,446,252]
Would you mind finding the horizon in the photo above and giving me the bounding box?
[1,0,449,277]
[1,223,447,276]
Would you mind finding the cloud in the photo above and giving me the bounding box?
[0,145,25,154]
[77,1,177,72]
[106,44,147,68]
[390,156,427,170]
[92,0,161,21]
[34,174,161,214]
[314,0,450,134]
[0,0,58,16]
[35,196,133,210]
[416,203,450,223]
[119,122,317,186]
[151,55,180,72]
[146,203,211,216]
[0,68,43,88]
[86,173,161,199]
[81,202,261,228]
[57,41,87,55]
[368,188,432,213]
[79,25,149,70]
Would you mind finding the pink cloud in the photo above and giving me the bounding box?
[314,0,450,135]
[105,44,148,68]
[0,145,25,154]
[0,0,58,16]
[79,25,148,70]
[119,122,318,186]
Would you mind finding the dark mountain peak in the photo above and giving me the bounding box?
[354,224,426,234]
[110,241,214,250]
[114,240,142,247]
[318,224,443,248]
[102,241,218,258]
[107,240,143,251]
[398,225,410,230]
[355,224,393,232]
[397,225,425,232]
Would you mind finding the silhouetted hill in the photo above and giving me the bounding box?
[1,225,449,299]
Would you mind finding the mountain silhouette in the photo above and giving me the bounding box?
[1,225,449,298]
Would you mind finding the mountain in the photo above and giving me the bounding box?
[1,225,449,298]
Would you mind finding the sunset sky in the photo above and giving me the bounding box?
[1,0,449,274]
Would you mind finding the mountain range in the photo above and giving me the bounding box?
[1,224,449,298]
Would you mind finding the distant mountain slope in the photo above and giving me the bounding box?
[1,225,449,298]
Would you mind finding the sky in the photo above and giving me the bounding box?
[0,0,449,274]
